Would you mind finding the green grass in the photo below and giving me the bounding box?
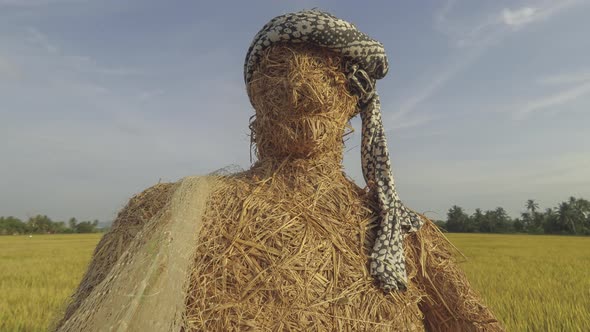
[1,233,588,331]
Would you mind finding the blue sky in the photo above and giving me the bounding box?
[1,0,589,222]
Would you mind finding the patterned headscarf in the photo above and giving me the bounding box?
[244,9,424,292]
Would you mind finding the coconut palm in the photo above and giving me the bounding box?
[558,201,577,234]
[525,199,539,215]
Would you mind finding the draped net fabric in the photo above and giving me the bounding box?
[57,177,217,331]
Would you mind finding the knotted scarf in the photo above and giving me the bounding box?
[244,9,424,292]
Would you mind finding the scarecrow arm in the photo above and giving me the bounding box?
[407,220,505,332]
[54,182,176,330]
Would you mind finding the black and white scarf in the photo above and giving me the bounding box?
[244,9,424,292]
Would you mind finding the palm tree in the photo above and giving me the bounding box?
[543,208,557,233]
[526,199,539,215]
[523,199,539,231]
[558,202,576,234]
[567,197,590,234]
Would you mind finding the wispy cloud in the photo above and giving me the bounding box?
[389,43,489,122]
[513,80,590,119]
[25,27,140,77]
[391,69,453,122]
[433,0,459,41]
[537,70,590,85]
[509,70,590,119]
[437,1,583,46]
[26,27,59,55]
[501,0,583,28]
[390,0,503,125]
[501,7,538,27]
[434,0,502,48]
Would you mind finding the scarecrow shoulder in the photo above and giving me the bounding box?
[407,219,505,331]
[111,181,178,230]
[55,181,179,329]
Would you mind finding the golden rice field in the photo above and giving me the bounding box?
[0,233,588,331]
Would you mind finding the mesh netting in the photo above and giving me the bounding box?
[55,177,218,331]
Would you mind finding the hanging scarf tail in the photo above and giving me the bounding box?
[355,78,424,291]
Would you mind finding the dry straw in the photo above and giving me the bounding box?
[247,44,358,162]
[55,44,503,331]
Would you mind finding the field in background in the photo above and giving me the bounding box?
[1,233,588,331]
[446,233,590,331]
[0,234,102,332]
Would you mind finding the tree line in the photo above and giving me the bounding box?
[2,196,589,236]
[436,197,590,235]
[0,215,105,235]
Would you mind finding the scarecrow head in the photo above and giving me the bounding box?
[244,10,425,292]
[247,44,358,160]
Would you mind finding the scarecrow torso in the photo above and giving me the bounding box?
[184,164,427,331]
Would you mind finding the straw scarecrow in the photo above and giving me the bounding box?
[55,9,504,332]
